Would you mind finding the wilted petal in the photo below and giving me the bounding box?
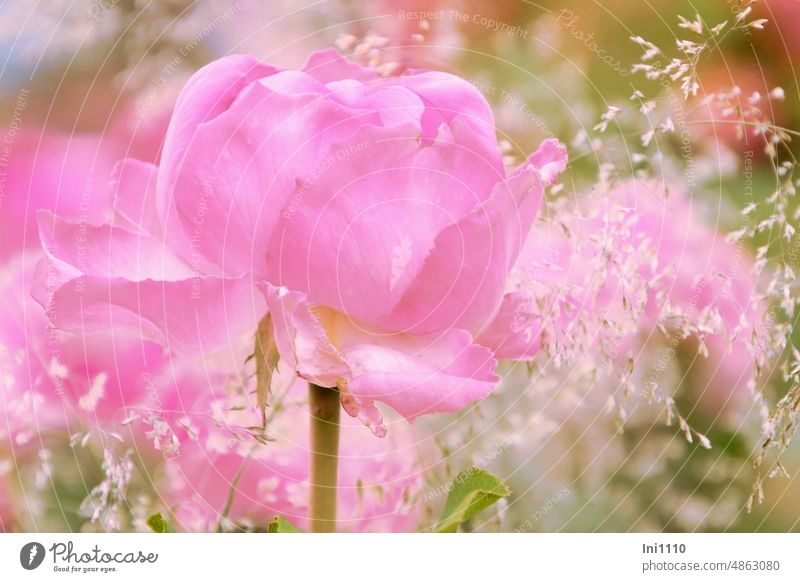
[262,284,352,388]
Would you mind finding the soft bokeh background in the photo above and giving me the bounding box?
[1,0,799,532]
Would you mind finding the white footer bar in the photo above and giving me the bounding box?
[1,533,797,581]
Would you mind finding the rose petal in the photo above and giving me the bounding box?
[262,283,499,433]
[34,211,263,354]
[34,270,263,355]
[386,71,498,148]
[262,284,352,387]
[524,138,569,184]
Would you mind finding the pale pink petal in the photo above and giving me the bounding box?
[34,269,263,355]
[159,53,278,194]
[36,210,192,281]
[524,137,569,184]
[341,328,499,423]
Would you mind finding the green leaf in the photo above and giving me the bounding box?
[146,513,176,533]
[435,468,510,533]
[267,516,303,533]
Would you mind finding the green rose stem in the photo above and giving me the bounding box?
[308,382,340,532]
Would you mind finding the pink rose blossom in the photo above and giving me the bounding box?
[35,49,566,434]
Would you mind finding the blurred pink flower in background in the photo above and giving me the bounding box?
[0,255,173,446]
[0,254,181,532]
[0,104,171,262]
[34,48,567,435]
[479,178,660,366]
[487,178,766,416]
[160,365,422,532]
[616,180,768,415]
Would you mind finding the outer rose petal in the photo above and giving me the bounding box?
[383,139,566,336]
[262,284,499,434]
[341,327,500,423]
[34,212,264,354]
[36,210,193,280]
[263,285,352,387]
[35,273,263,355]
[526,137,570,184]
